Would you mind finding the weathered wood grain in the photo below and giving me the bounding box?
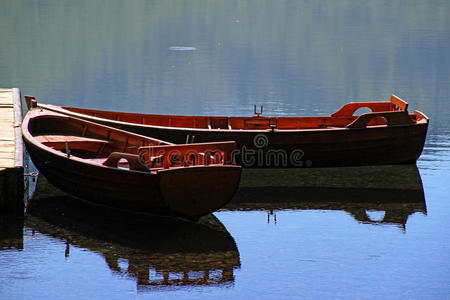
[0,88,24,213]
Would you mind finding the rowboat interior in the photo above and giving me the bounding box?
[32,95,428,130]
[27,111,237,171]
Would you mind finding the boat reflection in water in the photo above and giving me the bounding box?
[228,164,426,230]
[22,181,241,289]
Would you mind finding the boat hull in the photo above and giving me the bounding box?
[23,110,242,220]
[104,122,428,168]
[25,138,162,210]
[29,96,429,168]
[25,139,241,219]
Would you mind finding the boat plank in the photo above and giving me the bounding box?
[35,135,110,144]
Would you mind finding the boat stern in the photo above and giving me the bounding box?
[157,165,242,219]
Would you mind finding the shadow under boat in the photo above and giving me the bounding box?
[227,164,427,230]
[24,181,241,288]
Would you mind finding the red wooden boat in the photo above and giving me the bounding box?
[25,95,429,168]
[22,108,241,220]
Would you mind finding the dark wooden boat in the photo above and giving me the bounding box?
[22,108,242,220]
[25,95,429,168]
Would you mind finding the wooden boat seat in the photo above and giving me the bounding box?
[36,135,110,145]
[138,141,236,168]
[332,95,409,117]
[85,158,107,164]
[390,94,409,111]
[346,111,414,128]
[36,135,112,152]
[85,157,144,170]
[102,152,149,172]
[207,117,231,129]
[245,119,271,129]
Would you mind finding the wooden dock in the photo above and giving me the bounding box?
[0,88,24,213]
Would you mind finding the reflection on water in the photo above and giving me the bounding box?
[228,164,426,231]
[248,201,426,231]
[30,165,427,232]
[0,163,437,297]
[2,196,240,289]
[0,215,24,251]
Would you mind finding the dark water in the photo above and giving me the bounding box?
[1,1,449,299]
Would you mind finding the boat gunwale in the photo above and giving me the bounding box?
[22,109,241,174]
[38,103,427,134]
[22,110,155,174]
[413,110,429,124]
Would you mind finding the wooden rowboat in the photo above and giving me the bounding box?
[22,108,242,220]
[25,95,429,168]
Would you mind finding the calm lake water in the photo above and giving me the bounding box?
[1,1,449,299]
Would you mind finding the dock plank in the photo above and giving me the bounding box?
[0,88,24,213]
[0,158,15,168]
